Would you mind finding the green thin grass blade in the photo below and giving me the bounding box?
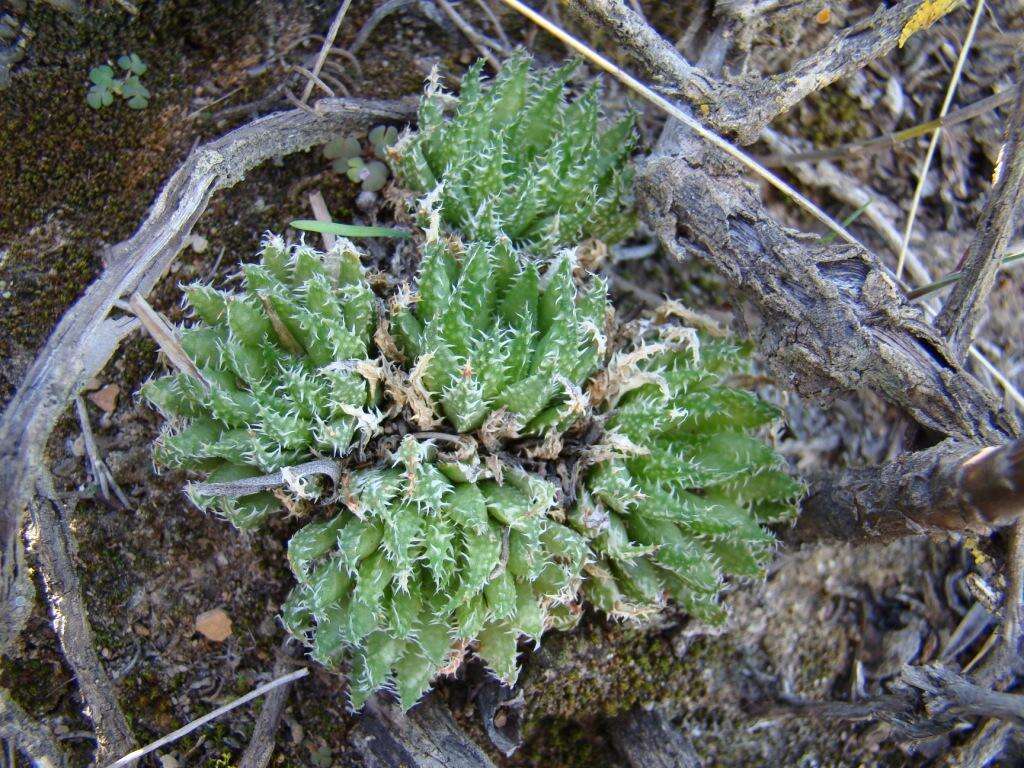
[290,219,411,239]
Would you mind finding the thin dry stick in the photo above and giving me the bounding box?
[104,668,309,768]
[473,0,511,49]
[896,0,986,280]
[127,293,208,386]
[758,81,1023,167]
[308,190,337,250]
[494,0,864,249]
[435,0,504,70]
[300,0,355,104]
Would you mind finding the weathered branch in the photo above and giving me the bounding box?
[237,643,301,768]
[936,69,1024,358]
[351,695,496,768]
[0,97,416,658]
[638,132,1021,446]
[0,687,68,768]
[610,707,702,768]
[30,477,135,764]
[787,439,1024,546]
[902,665,1024,727]
[565,0,923,143]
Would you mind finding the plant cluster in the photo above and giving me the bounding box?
[87,53,150,110]
[143,54,801,711]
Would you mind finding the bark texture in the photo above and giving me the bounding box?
[788,439,1024,545]
[610,707,702,768]
[351,695,496,768]
[637,133,1021,446]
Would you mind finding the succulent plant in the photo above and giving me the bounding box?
[280,435,589,709]
[389,51,636,253]
[387,232,609,435]
[572,334,804,625]
[141,235,379,530]
[141,54,803,714]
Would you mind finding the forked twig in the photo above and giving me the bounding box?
[436,0,504,70]
[74,396,131,508]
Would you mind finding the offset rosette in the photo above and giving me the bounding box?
[388,232,610,436]
[280,437,589,709]
[142,236,380,529]
[574,333,805,624]
[389,50,636,252]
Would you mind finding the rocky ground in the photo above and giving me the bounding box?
[1,1,1021,766]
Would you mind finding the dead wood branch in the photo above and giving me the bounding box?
[565,0,923,143]
[351,695,495,768]
[30,475,135,764]
[106,668,309,768]
[237,643,303,768]
[902,665,1024,727]
[936,70,1024,359]
[0,97,416,659]
[610,707,702,768]
[638,132,1021,446]
[0,687,68,768]
[787,439,1024,546]
[767,664,1024,742]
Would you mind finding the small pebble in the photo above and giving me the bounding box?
[195,608,232,642]
[88,384,120,414]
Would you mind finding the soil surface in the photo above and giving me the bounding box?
[1,1,1022,767]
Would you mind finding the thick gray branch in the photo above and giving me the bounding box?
[351,695,495,768]
[787,439,1024,546]
[0,97,415,657]
[0,687,68,768]
[936,70,1024,358]
[30,479,135,764]
[637,134,1021,445]
[610,707,702,768]
[566,0,922,143]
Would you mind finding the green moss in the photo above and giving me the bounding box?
[519,617,736,729]
[800,84,869,147]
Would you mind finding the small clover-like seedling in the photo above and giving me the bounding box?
[346,157,389,193]
[369,125,398,158]
[323,134,362,171]
[86,53,150,110]
[87,65,116,109]
[324,128,394,193]
[117,52,147,76]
